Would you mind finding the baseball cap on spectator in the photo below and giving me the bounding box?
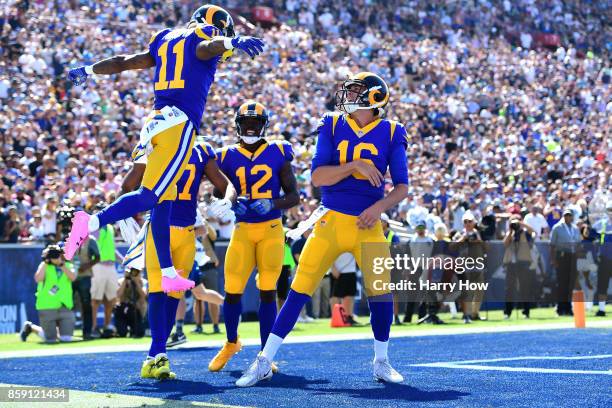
[415,220,426,229]
[462,211,476,223]
[563,208,574,216]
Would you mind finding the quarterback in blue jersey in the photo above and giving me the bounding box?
[208,101,299,373]
[122,140,236,380]
[64,4,264,294]
[237,73,409,387]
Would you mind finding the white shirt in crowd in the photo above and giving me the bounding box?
[41,208,57,235]
[523,212,548,238]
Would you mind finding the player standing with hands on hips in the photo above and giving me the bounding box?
[63,4,264,294]
[237,72,409,387]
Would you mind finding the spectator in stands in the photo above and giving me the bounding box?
[20,244,76,343]
[27,207,45,242]
[524,205,549,239]
[503,217,536,319]
[550,209,581,316]
[2,205,20,242]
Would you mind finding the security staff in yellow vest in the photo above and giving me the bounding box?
[21,244,77,343]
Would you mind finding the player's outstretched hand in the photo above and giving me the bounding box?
[68,66,89,86]
[249,199,273,215]
[357,204,384,230]
[352,160,384,187]
[231,36,265,58]
[232,196,249,216]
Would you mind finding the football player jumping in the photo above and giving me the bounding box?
[122,139,236,380]
[64,4,264,294]
[236,73,409,387]
[208,101,299,374]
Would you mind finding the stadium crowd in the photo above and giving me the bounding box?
[0,0,610,244]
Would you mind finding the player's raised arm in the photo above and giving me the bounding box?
[196,34,265,61]
[68,51,155,86]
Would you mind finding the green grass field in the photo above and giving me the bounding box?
[2,306,610,353]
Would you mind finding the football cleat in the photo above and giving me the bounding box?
[64,211,90,260]
[235,355,273,387]
[141,358,157,379]
[141,358,177,380]
[208,339,242,372]
[19,321,32,342]
[373,358,404,383]
[161,274,195,293]
[153,353,176,381]
[167,332,187,348]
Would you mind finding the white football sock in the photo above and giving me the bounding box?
[161,266,177,279]
[374,339,388,362]
[88,214,100,232]
[261,333,283,361]
[599,301,606,312]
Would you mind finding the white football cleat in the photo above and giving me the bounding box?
[373,358,404,383]
[235,355,273,387]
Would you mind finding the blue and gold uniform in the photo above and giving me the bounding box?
[217,140,294,293]
[291,112,409,296]
[141,24,221,202]
[145,143,216,299]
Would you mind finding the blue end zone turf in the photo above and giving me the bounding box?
[0,329,610,407]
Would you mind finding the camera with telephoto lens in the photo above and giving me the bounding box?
[467,232,479,241]
[42,244,64,263]
[57,205,76,238]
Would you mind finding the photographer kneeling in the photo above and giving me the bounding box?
[114,268,147,338]
[503,217,536,319]
[21,244,77,343]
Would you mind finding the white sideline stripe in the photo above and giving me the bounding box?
[413,354,612,376]
[416,354,612,365]
[1,320,610,360]
[413,363,612,376]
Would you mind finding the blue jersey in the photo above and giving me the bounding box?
[149,24,221,131]
[170,143,216,227]
[312,113,409,216]
[217,141,294,223]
